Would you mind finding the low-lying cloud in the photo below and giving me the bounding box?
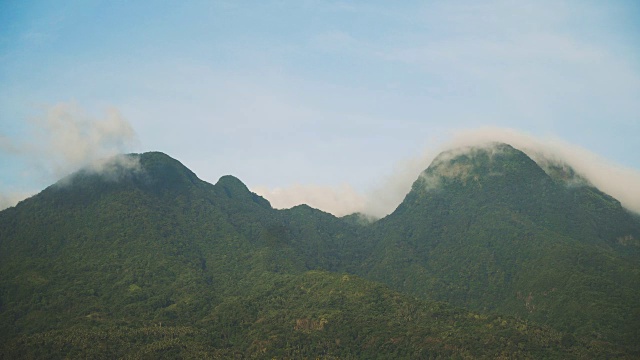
[0,102,138,209]
[254,128,640,217]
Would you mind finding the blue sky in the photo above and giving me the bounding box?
[1,1,639,215]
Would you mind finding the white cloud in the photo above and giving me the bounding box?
[0,102,139,209]
[26,102,137,177]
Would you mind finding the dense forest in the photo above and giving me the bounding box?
[1,144,639,358]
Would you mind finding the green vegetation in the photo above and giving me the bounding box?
[1,270,630,359]
[1,146,639,358]
[361,145,640,348]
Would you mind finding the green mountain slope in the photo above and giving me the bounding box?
[0,154,302,341]
[1,148,639,358]
[1,269,627,359]
[361,143,640,348]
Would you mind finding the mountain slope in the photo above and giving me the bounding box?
[1,267,625,359]
[361,143,640,347]
[0,153,300,341]
[1,148,639,357]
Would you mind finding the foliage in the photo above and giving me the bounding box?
[361,144,640,349]
[1,147,640,358]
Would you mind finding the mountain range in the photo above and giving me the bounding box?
[1,143,639,358]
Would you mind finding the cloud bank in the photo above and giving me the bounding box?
[254,128,640,217]
[0,102,138,209]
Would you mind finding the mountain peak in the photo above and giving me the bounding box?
[420,142,547,189]
[130,151,202,193]
[392,143,555,216]
[138,151,197,179]
[215,175,251,197]
[215,175,271,208]
[216,174,246,187]
[43,151,201,203]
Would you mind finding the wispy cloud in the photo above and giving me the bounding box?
[0,101,138,209]
[26,102,138,176]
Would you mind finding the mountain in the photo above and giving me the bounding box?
[360,143,640,347]
[0,147,639,358]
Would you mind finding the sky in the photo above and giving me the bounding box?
[1,0,639,216]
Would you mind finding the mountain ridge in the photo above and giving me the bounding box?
[1,144,639,357]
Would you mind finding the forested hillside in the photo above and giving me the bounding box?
[1,147,639,358]
[359,144,640,347]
